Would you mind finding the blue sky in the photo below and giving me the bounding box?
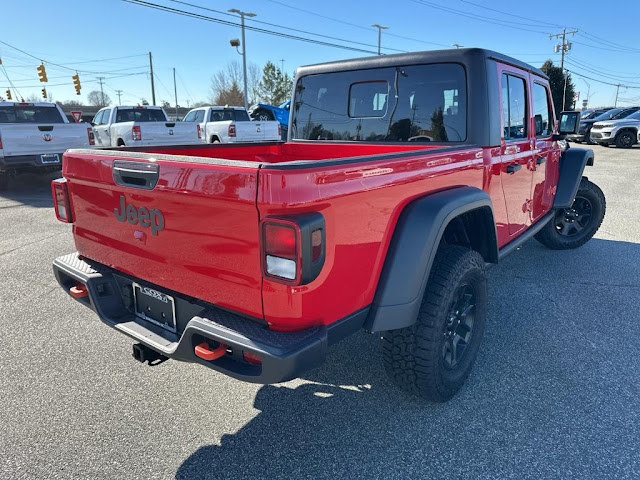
[1,0,639,109]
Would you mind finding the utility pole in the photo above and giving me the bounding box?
[148,51,156,106]
[97,77,105,107]
[280,59,285,73]
[371,24,389,55]
[550,28,578,110]
[229,9,256,111]
[115,90,123,105]
[452,43,464,49]
[173,67,178,119]
[614,84,621,107]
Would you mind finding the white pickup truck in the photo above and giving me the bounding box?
[182,106,280,143]
[0,102,94,186]
[91,105,199,147]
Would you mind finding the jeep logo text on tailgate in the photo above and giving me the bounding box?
[114,195,164,236]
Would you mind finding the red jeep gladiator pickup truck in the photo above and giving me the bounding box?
[52,49,605,401]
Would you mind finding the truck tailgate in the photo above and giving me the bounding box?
[140,122,198,145]
[235,121,279,142]
[0,123,89,156]
[63,150,263,319]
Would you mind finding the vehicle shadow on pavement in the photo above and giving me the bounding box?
[176,238,640,480]
[0,171,61,208]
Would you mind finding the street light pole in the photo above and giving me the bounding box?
[229,8,256,111]
[371,24,388,55]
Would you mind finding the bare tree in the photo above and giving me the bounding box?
[87,90,111,108]
[209,60,259,106]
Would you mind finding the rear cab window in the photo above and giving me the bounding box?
[0,105,65,123]
[115,108,167,123]
[291,63,467,142]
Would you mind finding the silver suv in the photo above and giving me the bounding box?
[590,108,640,148]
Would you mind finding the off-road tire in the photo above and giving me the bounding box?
[535,178,605,250]
[615,130,636,149]
[382,245,487,402]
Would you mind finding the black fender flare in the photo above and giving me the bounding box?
[365,186,497,333]
[554,147,593,209]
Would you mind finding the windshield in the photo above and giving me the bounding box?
[114,108,167,123]
[291,63,467,142]
[582,110,606,120]
[624,110,640,120]
[593,109,622,121]
[0,105,65,123]
[612,109,638,120]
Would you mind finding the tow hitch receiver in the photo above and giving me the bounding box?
[194,342,227,361]
[132,343,168,366]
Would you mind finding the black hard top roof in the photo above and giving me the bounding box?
[296,47,548,80]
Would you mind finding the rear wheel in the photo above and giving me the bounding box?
[615,130,635,148]
[382,245,487,402]
[535,178,605,250]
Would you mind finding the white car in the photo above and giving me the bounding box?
[183,106,280,143]
[0,102,94,187]
[91,105,199,147]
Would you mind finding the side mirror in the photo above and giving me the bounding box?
[558,111,580,134]
[534,114,543,136]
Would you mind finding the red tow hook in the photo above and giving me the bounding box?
[69,284,88,298]
[194,342,227,361]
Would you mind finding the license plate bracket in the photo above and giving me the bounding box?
[132,283,177,333]
[40,154,60,164]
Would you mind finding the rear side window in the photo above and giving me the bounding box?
[533,83,552,137]
[501,73,528,140]
[291,63,467,142]
[0,106,65,123]
[115,108,167,123]
[92,110,104,125]
[194,110,205,123]
[183,110,197,122]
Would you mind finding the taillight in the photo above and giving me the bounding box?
[261,213,325,285]
[197,124,201,139]
[132,125,142,141]
[0,133,3,150]
[228,124,236,137]
[87,127,95,145]
[51,178,73,223]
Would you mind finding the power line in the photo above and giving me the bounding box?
[565,59,640,85]
[564,68,640,90]
[263,0,450,48]
[122,0,380,55]
[166,0,408,53]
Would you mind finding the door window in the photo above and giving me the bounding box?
[183,111,196,122]
[533,83,552,137]
[501,73,528,141]
[92,110,104,125]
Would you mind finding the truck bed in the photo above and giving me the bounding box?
[62,141,484,331]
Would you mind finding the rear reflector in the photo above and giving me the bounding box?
[51,178,73,223]
[242,351,262,365]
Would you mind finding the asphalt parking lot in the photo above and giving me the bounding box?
[1,144,639,479]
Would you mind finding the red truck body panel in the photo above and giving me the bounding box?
[62,138,555,331]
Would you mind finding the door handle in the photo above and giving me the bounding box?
[506,164,522,174]
[536,157,546,165]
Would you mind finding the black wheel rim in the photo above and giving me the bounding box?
[442,284,476,369]
[555,195,593,237]
[620,133,633,147]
